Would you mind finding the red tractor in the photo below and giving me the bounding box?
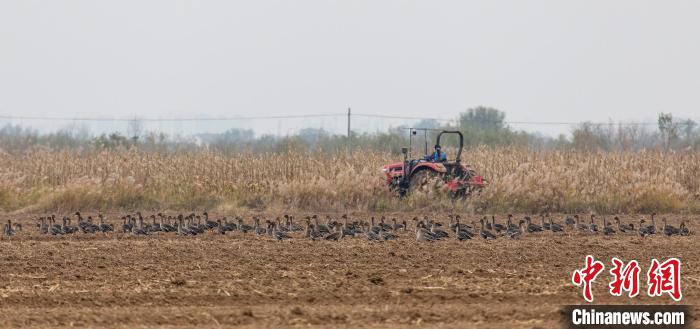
[381,129,486,197]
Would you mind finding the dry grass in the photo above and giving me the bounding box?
[0,148,698,213]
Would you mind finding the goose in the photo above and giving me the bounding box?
[392,218,405,231]
[602,217,615,236]
[38,217,49,235]
[122,216,133,233]
[12,222,22,232]
[575,215,589,231]
[325,225,343,241]
[525,217,543,233]
[130,218,149,236]
[238,218,253,233]
[220,217,236,232]
[662,218,680,237]
[483,216,493,230]
[614,216,634,233]
[540,215,551,230]
[491,216,506,233]
[549,218,564,233]
[588,215,599,233]
[416,223,437,242]
[4,220,16,237]
[381,228,398,241]
[369,217,381,235]
[203,212,218,229]
[272,222,292,240]
[287,215,304,232]
[680,220,691,236]
[638,219,653,238]
[62,217,79,234]
[48,218,64,235]
[479,219,497,240]
[646,213,657,234]
[148,215,161,233]
[565,215,576,226]
[305,222,323,241]
[216,219,227,235]
[429,222,449,239]
[160,217,176,233]
[453,215,472,231]
[365,226,380,241]
[98,214,113,233]
[177,217,194,236]
[506,220,524,239]
[254,218,268,235]
[379,216,393,231]
[455,224,473,241]
[506,214,518,231]
[313,215,330,234]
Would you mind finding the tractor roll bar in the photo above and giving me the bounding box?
[436,131,463,163]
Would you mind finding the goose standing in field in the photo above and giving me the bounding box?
[455,224,474,241]
[483,216,493,230]
[680,220,691,236]
[238,218,253,233]
[203,212,218,229]
[614,216,634,233]
[506,220,524,239]
[98,214,113,233]
[491,216,506,233]
[662,218,680,236]
[131,218,149,236]
[646,213,658,234]
[272,222,292,240]
[177,217,194,236]
[305,221,323,241]
[479,219,497,240]
[602,217,616,236]
[287,215,303,232]
[381,226,398,241]
[589,215,599,233]
[638,219,653,237]
[4,220,16,237]
[541,214,551,231]
[525,217,543,233]
[148,215,161,233]
[506,214,518,231]
[312,215,330,235]
[122,216,132,233]
[48,217,64,235]
[62,217,79,234]
[416,222,437,242]
[254,218,268,235]
[429,221,449,239]
[325,224,344,241]
[549,218,564,233]
[565,215,576,227]
[392,218,405,231]
[575,215,589,231]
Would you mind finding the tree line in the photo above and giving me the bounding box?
[0,108,698,154]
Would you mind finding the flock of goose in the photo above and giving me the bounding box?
[1,211,692,241]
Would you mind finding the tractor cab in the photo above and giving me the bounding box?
[382,128,485,197]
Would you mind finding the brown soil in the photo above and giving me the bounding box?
[0,213,696,328]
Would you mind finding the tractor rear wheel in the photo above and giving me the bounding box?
[409,170,441,193]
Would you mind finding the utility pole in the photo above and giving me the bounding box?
[347,107,351,156]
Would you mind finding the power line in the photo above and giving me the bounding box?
[0,113,345,122]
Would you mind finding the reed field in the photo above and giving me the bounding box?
[0,147,698,214]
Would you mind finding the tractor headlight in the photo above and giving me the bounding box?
[381,168,390,173]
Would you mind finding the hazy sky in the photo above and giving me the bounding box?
[1,1,699,136]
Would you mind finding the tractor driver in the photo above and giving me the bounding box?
[425,144,447,162]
